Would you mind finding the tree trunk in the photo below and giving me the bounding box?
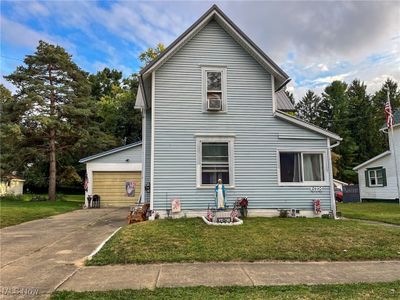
[48,128,57,201]
[48,65,57,201]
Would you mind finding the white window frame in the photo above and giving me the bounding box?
[201,66,227,112]
[196,136,235,188]
[368,169,384,187]
[276,149,329,186]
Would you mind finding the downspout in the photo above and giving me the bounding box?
[328,139,340,219]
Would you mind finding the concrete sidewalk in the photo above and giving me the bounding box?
[58,261,400,292]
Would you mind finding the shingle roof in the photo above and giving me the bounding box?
[276,90,296,112]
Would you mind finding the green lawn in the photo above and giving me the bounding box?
[0,194,84,228]
[51,281,400,300]
[88,217,400,265]
[337,202,400,225]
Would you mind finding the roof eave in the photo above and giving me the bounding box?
[353,151,391,171]
[140,5,288,86]
[79,142,142,163]
[275,110,342,142]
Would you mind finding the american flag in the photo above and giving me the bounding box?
[385,92,394,129]
[84,173,88,192]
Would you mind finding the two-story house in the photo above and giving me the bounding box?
[135,5,342,218]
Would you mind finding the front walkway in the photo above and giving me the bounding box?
[58,261,400,292]
[0,207,127,299]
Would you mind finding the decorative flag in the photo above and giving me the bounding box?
[385,92,394,129]
[84,173,88,192]
[125,181,135,197]
[171,198,181,213]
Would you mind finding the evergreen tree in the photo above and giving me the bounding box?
[285,90,295,105]
[295,90,321,124]
[4,41,94,200]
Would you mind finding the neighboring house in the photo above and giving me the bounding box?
[333,179,348,191]
[135,5,341,217]
[79,142,142,207]
[0,176,25,196]
[354,109,400,201]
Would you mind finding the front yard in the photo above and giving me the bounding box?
[337,202,400,225]
[52,281,400,300]
[88,217,400,265]
[0,194,84,228]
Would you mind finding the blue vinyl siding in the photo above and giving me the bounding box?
[144,109,152,202]
[152,20,332,212]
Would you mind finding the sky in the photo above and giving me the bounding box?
[1,0,399,100]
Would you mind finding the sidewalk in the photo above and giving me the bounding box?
[57,261,400,292]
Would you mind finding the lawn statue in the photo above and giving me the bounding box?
[215,179,226,209]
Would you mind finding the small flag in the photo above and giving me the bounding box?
[84,173,88,192]
[385,91,394,129]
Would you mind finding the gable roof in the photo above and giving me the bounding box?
[276,90,296,112]
[275,110,342,142]
[139,5,289,89]
[353,151,391,171]
[79,141,142,163]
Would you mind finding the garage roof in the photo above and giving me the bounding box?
[79,142,142,163]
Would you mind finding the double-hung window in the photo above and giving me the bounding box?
[196,137,234,187]
[278,151,326,184]
[366,168,386,187]
[202,67,227,112]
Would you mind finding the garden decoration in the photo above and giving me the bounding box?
[238,197,248,218]
[313,199,321,215]
[215,179,226,209]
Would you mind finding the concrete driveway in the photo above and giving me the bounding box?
[0,207,127,299]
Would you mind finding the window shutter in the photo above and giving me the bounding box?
[382,168,387,187]
[365,170,369,187]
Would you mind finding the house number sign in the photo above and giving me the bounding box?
[310,186,323,192]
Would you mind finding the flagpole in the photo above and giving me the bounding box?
[387,90,400,204]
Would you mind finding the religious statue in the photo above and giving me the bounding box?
[215,179,226,209]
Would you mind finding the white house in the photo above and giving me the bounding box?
[353,109,400,201]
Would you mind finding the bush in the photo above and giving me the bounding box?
[0,194,24,201]
[30,195,48,202]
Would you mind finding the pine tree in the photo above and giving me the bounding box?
[4,41,93,200]
[295,90,321,124]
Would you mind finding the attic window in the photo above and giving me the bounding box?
[202,67,227,112]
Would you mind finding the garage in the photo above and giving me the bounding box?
[79,142,142,207]
[92,171,141,206]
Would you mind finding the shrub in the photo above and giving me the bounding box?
[0,194,24,201]
[30,195,48,202]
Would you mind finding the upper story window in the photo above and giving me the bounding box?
[278,151,327,185]
[202,67,227,112]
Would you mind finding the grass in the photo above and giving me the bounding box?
[337,202,400,225]
[88,217,400,265]
[51,281,400,300]
[0,194,84,228]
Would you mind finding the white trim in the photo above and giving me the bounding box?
[353,151,391,170]
[327,138,337,216]
[194,133,236,137]
[275,111,342,141]
[276,148,329,187]
[196,136,235,188]
[141,110,146,200]
[87,163,142,172]
[79,142,142,163]
[367,169,384,187]
[271,74,276,113]
[202,66,227,112]
[150,71,155,211]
